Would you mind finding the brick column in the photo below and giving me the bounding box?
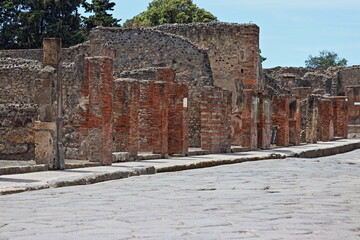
[301,95,319,143]
[152,81,169,155]
[257,92,271,149]
[235,90,258,149]
[85,57,113,165]
[200,86,232,153]
[113,79,139,157]
[138,81,169,155]
[331,97,348,138]
[289,98,301,145]
[272,96,290,146]
[318,98,334,141]
[168,83,189,155]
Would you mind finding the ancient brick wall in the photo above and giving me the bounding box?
[345,86,360,124]
[200,86,232,153]
[89,27,213,147]
[155,22,262,107]
[0,104,38,160]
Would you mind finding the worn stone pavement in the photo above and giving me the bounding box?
[0,149,360,239]
[1,139,360,196]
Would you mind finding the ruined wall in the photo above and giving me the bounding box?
[155,22,262,107]
[345,86,360,124]
[0,104,38,160]
[0,49,43,62]
[265,65,360,97]
[337,66,360,95]
[0,58,56,122]
[89,27,213,147]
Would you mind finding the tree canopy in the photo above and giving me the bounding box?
[82,0,120,33]
[123,0,217,28]
[0,0,119,49]
[305,50,347,68]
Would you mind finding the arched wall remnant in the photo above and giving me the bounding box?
[89,27,214,147]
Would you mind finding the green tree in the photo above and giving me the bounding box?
[82,0,120,33]
[123,0,217,28]
[305,50,347,68]
[0,0,22,49]
[18,0,86,48]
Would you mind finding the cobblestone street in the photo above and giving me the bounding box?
[1,150,360,240]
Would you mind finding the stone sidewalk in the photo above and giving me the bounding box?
[1,138,360,196]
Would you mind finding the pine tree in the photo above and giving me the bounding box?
[82,0,120,33]
[0,0,22,49]
[17,0,86,48]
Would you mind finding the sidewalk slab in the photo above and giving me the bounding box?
[1,138,359,196]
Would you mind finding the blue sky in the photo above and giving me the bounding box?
[110,0,360,68]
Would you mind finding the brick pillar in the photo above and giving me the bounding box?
[113,79,139,157]
[272,96,290,146]
[138,81,169,155]
[235,90,258,149]
[257,92,271,149]
[168,83,189,155]
[289,98,301,145]
[331,97,348,138]
[302,95,319,143]
[200,86,232,153]
[318,98,334,141]
[152,81,169,155]
[85,57,113,165]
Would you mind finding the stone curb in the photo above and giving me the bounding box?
[0,165,48,176]
[156,154,285,173]
[294,142,360,158]
[0,166,156,196]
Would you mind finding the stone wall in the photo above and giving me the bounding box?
[155,22,262,107]
[0,104,38,160]
[345,86,360,124]
[0,49,43,62]
[0,58,56,122]
[265,65,360,97]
